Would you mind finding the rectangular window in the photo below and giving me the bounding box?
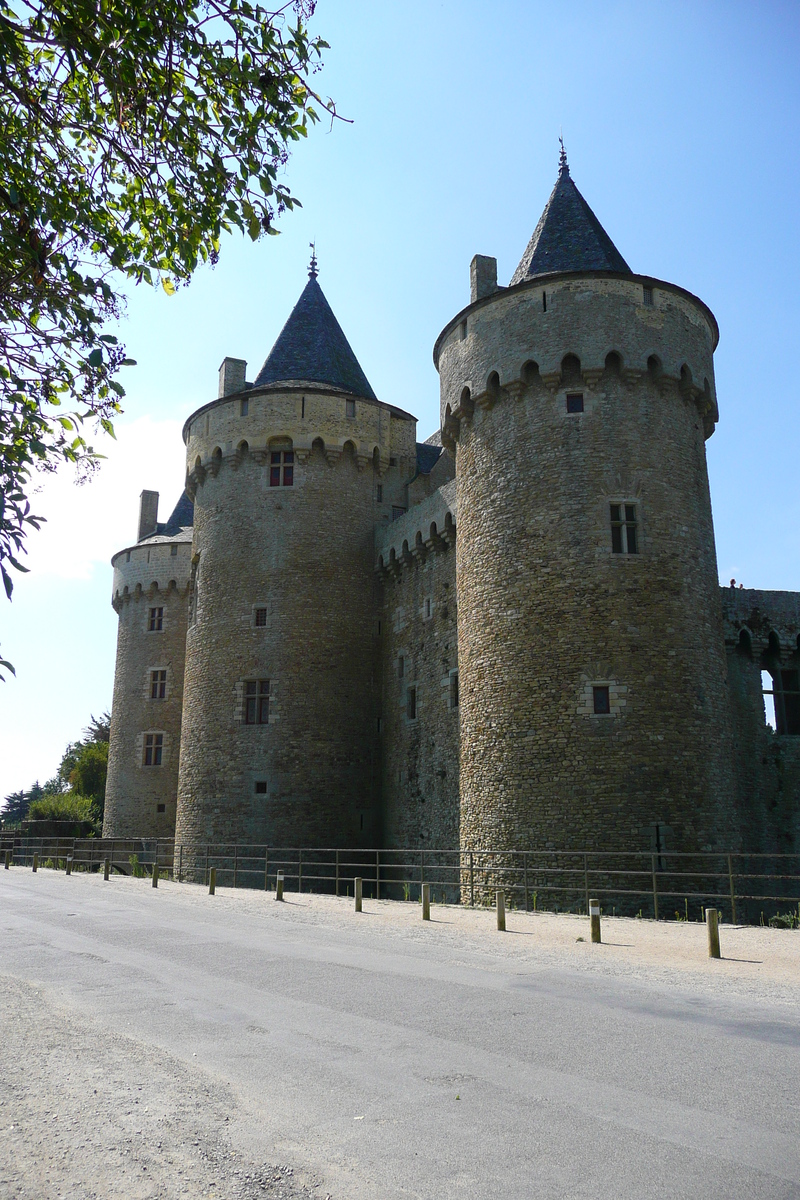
[150,669,167,699]
[643,286,654,306]
[566,393,584,414]
[170,544,178,557]
[301,396,305,419]
[376,484,383,503]
[449,669,459,709]
[125,551,131,563]
[407,686,417,721]
[240,397,249,417]
[459,319,467,340]
[593,686,610,715]
[270,450,294,487]
[244,680,270,725]
[392,506,406,521]
[144,733,163,766]
[157,803,166,813]
[148,606,163,631]
[254,780,268,794]
[542,290,547,313]
[346,398,356,419]
[398,655,405,678]
[610,503,638,554]
[389,457,397,467]
[254,607,268,627]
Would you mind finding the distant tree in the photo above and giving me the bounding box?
[1,709,111,825]
[69,741,109,822]
[83,712,111,744]
[1,788,31,824]
[0,0,334,624]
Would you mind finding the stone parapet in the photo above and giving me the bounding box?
[375,481,456,576]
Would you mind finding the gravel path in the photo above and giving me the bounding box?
[2,868,800,1199]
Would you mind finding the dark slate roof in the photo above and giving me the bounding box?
[253,275,378,400]
[510,155,630,285]
[416,442,443,474]
[158,492,194,535]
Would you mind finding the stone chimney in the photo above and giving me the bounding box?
[470,255,498,303]
[218,357,247,398]
[138,490,159,542]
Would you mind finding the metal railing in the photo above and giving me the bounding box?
[4,836,800,924]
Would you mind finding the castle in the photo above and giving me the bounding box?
[104,151,800,862]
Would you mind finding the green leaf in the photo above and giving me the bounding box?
[87,348,103,367]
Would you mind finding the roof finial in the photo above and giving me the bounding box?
[558,134,569,177]
[308,241,318,279]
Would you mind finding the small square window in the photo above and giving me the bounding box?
[254,780,268,795]
[593,686,611,715]
[346,398,356,418]
[244,679,270,725]
[156,803,166,814]
[566,393,584,414]
[144,732,163,766]
[241,397,249,416]
[392,506,406,521]
[148,607,163,632]
[150,669,167,700]
[389,457,397,467]
[643,286,654,307]
[407,686,417,721]
[254,607,268,627]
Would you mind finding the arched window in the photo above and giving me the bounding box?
[738,628,752,656]
[604,351,622,376]
[762,634,800,734]
[647,355,662,379]
[522,360,539,385]
[561,354,582,386]
[487,371,500,400]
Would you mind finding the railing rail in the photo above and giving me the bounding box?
[3,836,800,923]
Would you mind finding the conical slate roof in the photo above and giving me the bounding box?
[253,270,377,400]
[510,149,630,285]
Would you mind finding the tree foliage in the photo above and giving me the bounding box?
[1,708,112,826]
[0,0,330,603]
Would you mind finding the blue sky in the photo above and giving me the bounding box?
[2,0,799,796]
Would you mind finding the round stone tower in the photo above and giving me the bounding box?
[104,493,193,837]
[174,263,416,856]
[435,151,739,856]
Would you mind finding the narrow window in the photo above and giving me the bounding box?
[148,606,163,631]
[389,457,397,467]
[376,716,382,734]
[449,669,459,709]
[254,780,268,795]
[144,733,163,766]
[146,550,151,563]
[377,620,382,636]
[240,397,249,417]
[125,551,131,563]
[780,670,800,735]
[407,686,417,721]
[566,393,584,414]
[270,450,294,487]
[610,504,638,554]
[346,398,356,419]
[254,607,268,627]
[392,506,406,521]
[170,544,178,557]
[762,670,776,730]
[244,679,270,725]
[542,290,547,313]
[593,686,610,715]
[301,396,305,419]
[460,319,467,340]
[150,669,167,700]
[376,484,383,503]
[398,655,405,678]
[424,597,432,619]
[643,286,654,307]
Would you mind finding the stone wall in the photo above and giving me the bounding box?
[377,482,460,857]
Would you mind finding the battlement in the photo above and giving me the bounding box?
[111,534,193,612]
[720,587,800,654]
[375,480,456,576]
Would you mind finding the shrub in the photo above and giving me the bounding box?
[27,793,94,823]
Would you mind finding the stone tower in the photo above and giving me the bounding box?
[435,149,740,856]
[104,492,194,836]
[173,260,417,857]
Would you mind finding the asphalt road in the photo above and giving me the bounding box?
[2,869,799,1200]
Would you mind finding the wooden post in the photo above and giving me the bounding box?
[354,876,363,913]
[275,870,284,902]
[103,857,110,881]
[728,855,737,925]
[590,898,601,944]
[421,882,430,920]
[208,866,216,896]
[496,889,506,932]
[651,854,659,921]
[335,849,340,897]
[66,855,72,876]
[4,850,10,870]
[152,863,159,888]
[32,853,38,873]
[707,907,721,959]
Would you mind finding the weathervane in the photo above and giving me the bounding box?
[558,133,569,176]
[308,241,318,279]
